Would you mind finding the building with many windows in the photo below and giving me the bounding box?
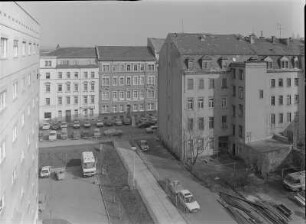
[158,33,304,165]
[39,47,99,122]
[0,2,40,223]
[96,46,158,120]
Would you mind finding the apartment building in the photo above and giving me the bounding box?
[39,47,99,122]
[96,46,158,119]
[0,2,40,223]
[158,33,304,162]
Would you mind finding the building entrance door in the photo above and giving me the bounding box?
[65,110,71,122]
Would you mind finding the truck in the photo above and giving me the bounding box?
[283,170,305,191]
[81,151,97,177]
[165,178,200,213]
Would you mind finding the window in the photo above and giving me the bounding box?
[103,65,110,72]
[147,76,155,85]
[238,104,243,117]
[238,87,244,99]
[209,79,215,89]
[187,118,193,131]
[148,103,154,110]
[271,114,275,125]
[0,141,6,164]
[221,97,227,108]
[287,112,292,122]
[287,78,291,87]
[74,96,78,104]
[239,70,244,80]
[198,98,204,109]
[74,109,79,117]
[102,77,110,86]
[133,104,138,111]
[198,117,204,130]
[133,90,138,99]
[279,113,283,124]
[278,78,283,87]
[112,77,117,86]
[58,72,62,79]
[222,116,227,129]
[90,95,94,104]
[0,37,8,58]
[127,64,131,71]
[28,43,32,55]
[44,112,51,119]
[259,90,264,99]
[133,76,139,85]
[209,117,214,129]
[13,40,18,57]
[199,78,204,89]
[13,82,18,100]
[232,125,236,136]
[0,91,7,112]
[187,98,194,110]
[208,98,214,108]
[202,60,210,69]
[221,78,228,89]
[112,91,118,101]
[91,72,95,79]
[271,96,275,106]
[66,72,71,79]
[126,91,131,100]
[83,96,87,104]
[74,72,79,79]
[148,64,155,71]
[74,83,79,92]
[57,84,62,92]
[294,94,299,104]
[232,86,236,97]
[119,77,125,85]
[83,72,88,79]
[294,78,299,86]
[119,91,124,100]
[45,83,50,93]
[238,125,243,138]
[267,61,273,69]
[187,79,194,90]
[271,79,275,88]
[45,61,51,67]
[133,64,138,71]
[91,82,95,91]
[12,125,17,142]
[83,82,88,91]
[58,110,62,119]
[286,95,291,105]
[126,77,131,85]
[120,105,125,112]
[22,41,26,55]
[232,105,236,117]
[90,109,94,116]
[66,96,70,105]
[293,57,299,68]
[102,91,110,100]
[279,95,283,105]
[139,90,144,99]
[281,58,289,69]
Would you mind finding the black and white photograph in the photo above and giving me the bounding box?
[0,0,305,224]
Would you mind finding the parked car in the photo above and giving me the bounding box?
[104,128,123,136]
[291,191,305,207]
[41,123,51,130]
[71,130,81,140]
[55,168,65,180]
[81,130,91,139]
[138,122,153,128]
[283,171,305,191]
[73,120,81,129]
[60,128,68,140]
[94,128,101,138]
[49,130,57,141]
[114,118,123,126]
[51,122,61,130]
[138,140,149,151]
[177,189,200,213]
[40,166,51,178]
[123,117,131,125]
[104,119,113,127]
[145,125,158,133]
[96,120,104,127]
[83,120,91,128]
[60,122,68,129]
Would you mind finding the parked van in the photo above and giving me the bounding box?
[283,171,305,191]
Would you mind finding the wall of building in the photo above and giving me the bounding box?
[98,61,158,118]
[0,2,40,223]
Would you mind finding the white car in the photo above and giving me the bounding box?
[40,166,51,178]
[42,123,51,130]
[178,189,200,213]
[73,120,81,129]
[60,122,68,128]
[49,130,57,141]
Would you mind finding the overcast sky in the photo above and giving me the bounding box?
[19,0,304,49]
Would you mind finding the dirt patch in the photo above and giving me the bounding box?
[98,143,154,224]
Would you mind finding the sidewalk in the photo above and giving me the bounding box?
[39,138,109,149]
[114,140,186,224]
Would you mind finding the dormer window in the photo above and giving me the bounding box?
[185,58,193,70]
[263,56,273,69]
[219,57,228,69]
[293,57,299,69]
[280,56,289,69]
[200,55,212,70]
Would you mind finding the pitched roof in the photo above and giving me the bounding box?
[56,64,98,69]
[46,47,97,58]
[96,46,155,61]
[168,33,304,56]
[148,38,165,53]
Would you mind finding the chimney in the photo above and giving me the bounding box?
[249,34,255,44]
[271,36,276,43]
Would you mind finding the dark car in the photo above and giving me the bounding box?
[138,121,154,128]
[104,120,113,127]
[51,122,61,130]
[81,130,91,139]
[123,117,132,125]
